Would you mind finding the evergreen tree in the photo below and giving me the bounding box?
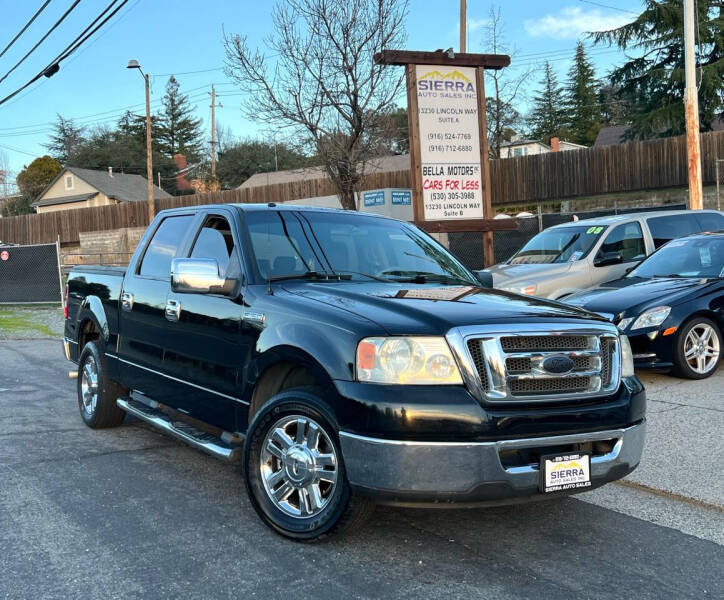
[45,114,85,164]
[528,61,566,144]
[591,0,724,139]
[565,42,601,145]
[156,76,203,161]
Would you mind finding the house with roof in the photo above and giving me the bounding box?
[594,118,724,146]
[500,136,587,158]
[238,154,411,189]
[32,166,171,214]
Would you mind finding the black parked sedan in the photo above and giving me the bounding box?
[565,232,724,379]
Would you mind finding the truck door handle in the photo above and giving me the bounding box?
[165,299,181,322]
[121,292,134,311]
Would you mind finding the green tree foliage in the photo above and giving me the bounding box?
[67,112,177,192]
[528,61,567,144]
[216,140,309,189]
[9,155,62,215]
[45,114,85,164]
[591,0,724,139]
[156,76,203,161]
[565,42,601,145]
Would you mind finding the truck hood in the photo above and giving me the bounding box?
[482,262,573,287]
[282,281,604,335]
[565,276,709,316]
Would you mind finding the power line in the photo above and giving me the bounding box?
[47,0,123,68]
[0,0,83,86]
[576,0,639,15]
[0,0,54,61]
[0,0,130,108]
[152,67,225,77]
[0,82,232,132]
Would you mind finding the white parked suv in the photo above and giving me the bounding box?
[482,209,724,300]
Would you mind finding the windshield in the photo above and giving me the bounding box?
[630,237,724,279]
[245,210,478,285]
[508,225,607,265]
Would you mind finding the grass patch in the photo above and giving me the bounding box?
[0,307,56,337]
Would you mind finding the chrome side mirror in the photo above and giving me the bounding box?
[171,258,235,294]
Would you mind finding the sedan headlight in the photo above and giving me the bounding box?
[630,305,671,330]
[356,336,463,385]
[502,283,537,296]
[620,334,635,377]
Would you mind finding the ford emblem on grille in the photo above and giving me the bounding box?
[542,355,575,374]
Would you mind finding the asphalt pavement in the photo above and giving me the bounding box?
[1,339,722,600]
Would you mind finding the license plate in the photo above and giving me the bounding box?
[540,452,591,493]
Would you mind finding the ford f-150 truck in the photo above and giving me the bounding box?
[63,204,646,540]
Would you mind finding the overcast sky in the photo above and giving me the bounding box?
[0,0,639,175]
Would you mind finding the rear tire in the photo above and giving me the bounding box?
[671,317,721,379]
[77,340,127,428]
[243,388,373,542]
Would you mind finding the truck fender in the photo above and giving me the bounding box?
[75,296,110,346]
[256,323,355,382]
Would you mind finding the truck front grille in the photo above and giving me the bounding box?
[500,335,590,352]
[456,328,621,405]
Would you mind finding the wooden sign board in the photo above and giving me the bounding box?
[375,50,513,266]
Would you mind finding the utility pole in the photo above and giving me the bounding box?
[460,0,466,53]
[209,84,222,180]
[684,0,703,209]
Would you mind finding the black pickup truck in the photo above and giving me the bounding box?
[63,204,646,540]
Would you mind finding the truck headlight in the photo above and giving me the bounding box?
[620,334,635,378]
[356,337,463,384]
[630,306,671,330]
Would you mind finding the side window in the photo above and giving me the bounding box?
[647,214,699,248]
[190,215,235,275]
[596,222,646,262]
[138,215,194,279]
[693,212,724,233]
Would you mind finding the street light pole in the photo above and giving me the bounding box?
[144,71,154,220]
[127,59,155,222]
[683,0,703,210]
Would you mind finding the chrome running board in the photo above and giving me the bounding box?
[117,396,241,461]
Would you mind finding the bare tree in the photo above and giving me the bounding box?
[224,0,408,210]
[483,6,533,158]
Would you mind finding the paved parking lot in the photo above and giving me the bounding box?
[1,339,722,600]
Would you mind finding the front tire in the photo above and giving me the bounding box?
[243,389,372,541]
[77,340,127,428]
[672,317,721,379]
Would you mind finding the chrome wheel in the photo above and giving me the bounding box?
[260,415,338,518]
[80,355,99,416]
[684,323,720,375]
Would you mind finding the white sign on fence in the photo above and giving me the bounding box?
[415,64,484,221]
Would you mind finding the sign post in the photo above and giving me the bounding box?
[375,50,515,266]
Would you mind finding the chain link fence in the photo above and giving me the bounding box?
[449,202,687,270]
[0,242,63,303]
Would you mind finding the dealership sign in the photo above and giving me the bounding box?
[415,65,483,221]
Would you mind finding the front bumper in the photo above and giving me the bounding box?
[628,330,674,370]
[340,420,645,507]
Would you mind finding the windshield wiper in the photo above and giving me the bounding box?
[651,274,684,278]
[267,271,352,283]
[330,269,389,282]
[379,270,474,285]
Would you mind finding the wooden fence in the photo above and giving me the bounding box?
[1,130,723,246]
[489,129,724,203]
